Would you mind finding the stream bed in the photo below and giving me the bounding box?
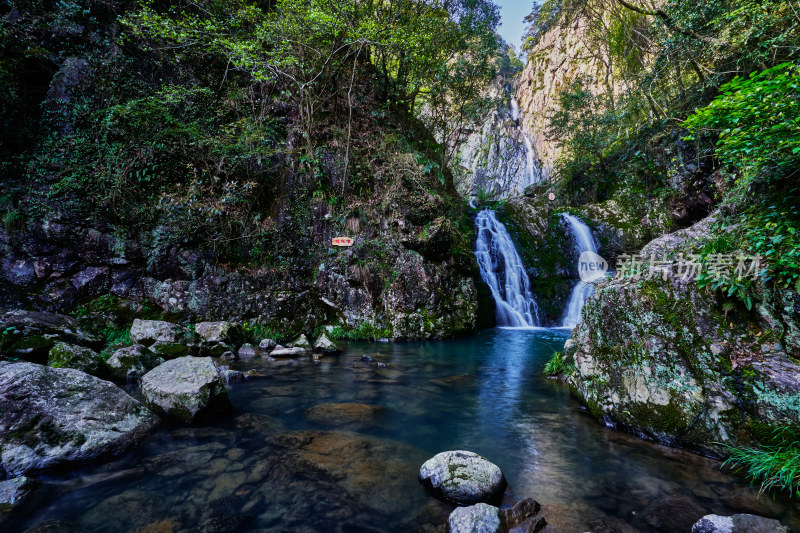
[9,328,800,532]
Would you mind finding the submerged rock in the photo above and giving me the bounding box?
[0,310,100,362]
[305,403,384,427]
[0,362,158,476]
[691,513,790,533]
[47,342,107,378]
[418,450,507,505]
[447,503,504,533]
[140,356,230,422]
[106,345,164,381]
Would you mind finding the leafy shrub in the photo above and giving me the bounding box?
[723,427,800,498]
[684,63,800,179]
[327,322,391,342]
[543,351,573,376]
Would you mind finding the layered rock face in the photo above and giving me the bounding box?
[566,216,800,455]
[454,83,543,200]
[516,14,630,179]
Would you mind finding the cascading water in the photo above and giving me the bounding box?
[561,214,602,328]
[474,209,541,327]
[509,95,540,188]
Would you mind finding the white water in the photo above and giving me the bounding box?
[475,210,541,327]
[509,95,540,188]
[561,214,601,328]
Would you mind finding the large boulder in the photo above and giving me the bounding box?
[129,319,183,346]
[567,214,800,455]
[290,334,312,350]
[106,345,164,381]
[447,503,504,533]
[0,362,158,477]
[691,514,790,533]
[419,450,507,505]
[140,357,230,422]
[0,310,101,362]
[47,342,107,378]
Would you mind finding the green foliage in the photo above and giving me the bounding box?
[543,351,573,376]
[102,325,132,347]
[684,63,800,179]
[241,321,294,345]
[327,322,392,342]
[722,427,800,498]
[3,209,24,232]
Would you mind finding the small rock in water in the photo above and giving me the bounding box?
[0,476,38,510]
[259,338,277,351]
[237,343,259,359]
[313,332,341,354]
[447,503,504,533]
[419,450,507,505]
[289,334,312,349]
[270,346,308,358]
[360,354,374,363]
[500,498,545,530]
[219,350,236,361]
[691,513,790,533]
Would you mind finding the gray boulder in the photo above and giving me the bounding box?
[258,338,277,351]
[140,357,230,422]
[0,476,38,511]
[0,362,158,477]
[691,514,790,533]
[447,503,504,533]
[129,319,182,346]
[194,321,242,355]
[0,310,101,361]
[290,334,312,349]
[313,333,341,354]
[47,342,107,378]
[106,345,164,381]
[419,450,507,505]
[270,346,308,358]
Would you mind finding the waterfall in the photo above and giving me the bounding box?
[561,214,602,328]
[474,210,541,327]
[509,95,540,188]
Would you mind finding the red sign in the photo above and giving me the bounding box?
[332,237,354,247]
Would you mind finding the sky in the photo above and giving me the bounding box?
[495,0,533,51]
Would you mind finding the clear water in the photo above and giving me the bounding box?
[10,329,800,532]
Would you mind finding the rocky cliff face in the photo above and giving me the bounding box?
[515,14,630,178]
[454,83,543,200]
[566,215,800,455]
